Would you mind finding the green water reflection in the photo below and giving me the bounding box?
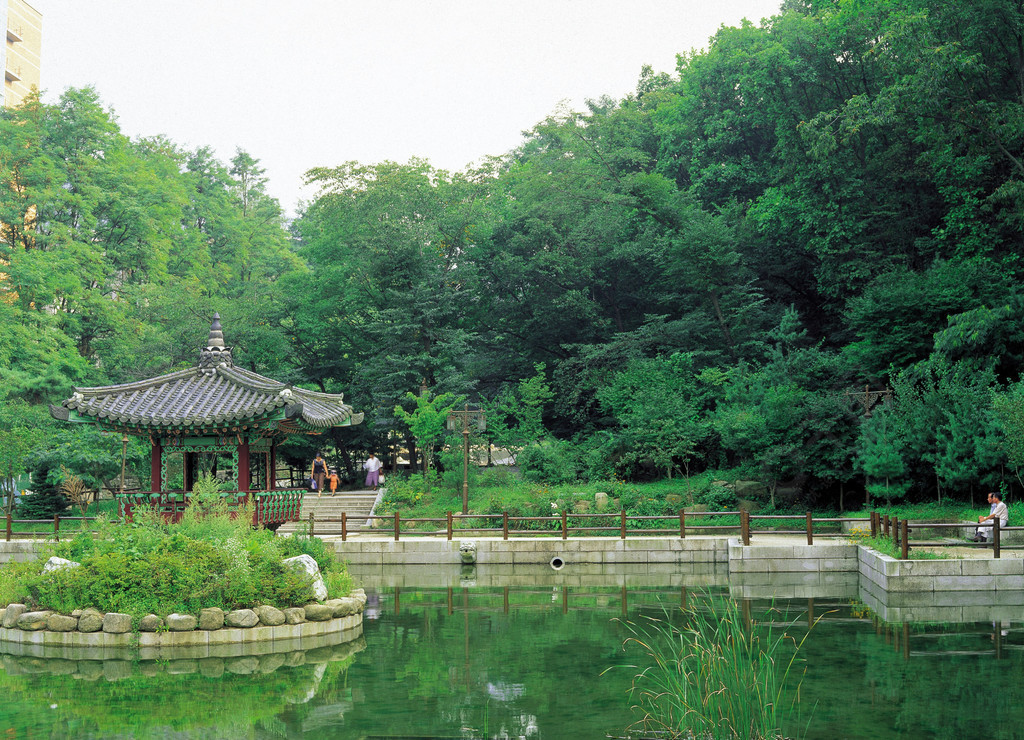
[0,586,1021,739]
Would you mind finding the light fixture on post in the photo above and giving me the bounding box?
[446,404,486,515]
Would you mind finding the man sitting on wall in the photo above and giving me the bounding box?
[973,491,1008,542]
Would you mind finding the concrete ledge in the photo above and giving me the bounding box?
[856,545,1022,592]
[0,612,362,652]
[0,624,365,663]
[335,536,730,566]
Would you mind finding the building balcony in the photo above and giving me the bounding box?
[5,66,21,82]
[6,26,23,43]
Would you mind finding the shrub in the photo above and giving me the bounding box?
[17,457,68,520]
[520,440,583,484]
[2,485,356,618]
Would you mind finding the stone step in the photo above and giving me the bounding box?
[277,489,379,537]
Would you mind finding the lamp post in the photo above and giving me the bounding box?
[447,404,486,515]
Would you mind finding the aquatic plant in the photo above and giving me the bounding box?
[611,594,816,740]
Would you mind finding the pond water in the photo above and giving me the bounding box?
[0,568,1022,739]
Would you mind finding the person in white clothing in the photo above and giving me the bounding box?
[974,491,1008,542]
[363,453,383,491]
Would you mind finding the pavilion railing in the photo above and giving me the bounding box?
[115,489,306,527]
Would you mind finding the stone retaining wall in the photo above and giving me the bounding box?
[335,536,728,566]
[0,590,366,652]
[727,538,858,574]
[0,541,43,563]
[858,546,1024,593]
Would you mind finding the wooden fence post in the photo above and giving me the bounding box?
[994,518,1001,559]
[870,511,878,538]
[394,511,400,542]
[447,511,453,541]
[503,512,508,541]
[341,512,347,542]
[620,511,626,540]
[679,510,685,539]
[900,519,909,560]
[806,511,813,545]
[741,509,750,546]
[561,510,567,540]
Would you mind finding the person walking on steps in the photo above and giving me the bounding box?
[363,453,383,491]
[311,452,327,498]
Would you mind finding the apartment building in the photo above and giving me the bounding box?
[2,0,41,108]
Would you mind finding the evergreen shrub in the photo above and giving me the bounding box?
[16,458,68,520]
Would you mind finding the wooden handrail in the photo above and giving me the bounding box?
[312,510,874,543]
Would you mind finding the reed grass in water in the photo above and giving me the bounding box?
[610,594,816,740]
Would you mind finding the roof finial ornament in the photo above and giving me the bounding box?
[207,312,225,349]
[199,312,233,370]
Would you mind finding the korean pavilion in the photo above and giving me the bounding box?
[49,314,363,527]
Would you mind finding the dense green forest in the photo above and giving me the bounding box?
[3,0,1024,508]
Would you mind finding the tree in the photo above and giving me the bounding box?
[295,160,481,452]
[0,397,46,515]
[393,390,459,484]
[597,353,711,482]
[994,383,1024,490]
[856,406,910,505]
[485,363,553,464]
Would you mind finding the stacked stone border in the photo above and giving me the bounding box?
[0,589,365,650]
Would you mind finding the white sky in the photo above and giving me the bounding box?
[29,0,781,215]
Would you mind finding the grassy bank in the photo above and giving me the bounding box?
[376,469,1000,532]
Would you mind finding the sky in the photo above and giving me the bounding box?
[29,0,782,215]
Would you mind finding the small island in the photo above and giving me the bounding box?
[0,474,364,654]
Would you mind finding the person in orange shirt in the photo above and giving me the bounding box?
[328,469,340,496]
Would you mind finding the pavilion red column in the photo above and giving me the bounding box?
[270,444,277,490]
[238,438,251,493]
[150,438,162,493]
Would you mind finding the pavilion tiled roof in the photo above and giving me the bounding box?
[49,314,363,434]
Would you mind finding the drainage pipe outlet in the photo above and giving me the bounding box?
[550,556,565,570]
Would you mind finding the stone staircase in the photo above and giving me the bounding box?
[276,490,379,537]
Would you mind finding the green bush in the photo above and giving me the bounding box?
[520,440,584,484]
[1,485,356,618]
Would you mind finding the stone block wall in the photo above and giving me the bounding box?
[727,539,859,574]
[858,546,1024,593]
[335,535,729,567]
